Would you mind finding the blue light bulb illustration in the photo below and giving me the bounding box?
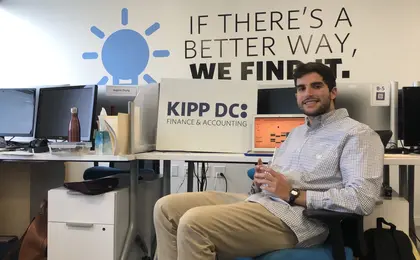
[102,29,149,85]
[82,8,170,85]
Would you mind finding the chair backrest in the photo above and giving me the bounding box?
[375,130,392,148]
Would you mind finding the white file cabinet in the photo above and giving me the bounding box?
[47,186,129,260]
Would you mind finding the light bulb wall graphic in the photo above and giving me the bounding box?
[82,8,170,85]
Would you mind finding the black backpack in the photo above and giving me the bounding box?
[361,217,416,260]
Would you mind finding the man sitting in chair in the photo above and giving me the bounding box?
[153,62,384,260]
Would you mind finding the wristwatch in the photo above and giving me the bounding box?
[288,188,300,205]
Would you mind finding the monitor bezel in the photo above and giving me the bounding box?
[34,85,98,141]
[0,88,37,137]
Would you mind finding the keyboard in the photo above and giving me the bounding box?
[385,148,411,154]
[244,150,274,157]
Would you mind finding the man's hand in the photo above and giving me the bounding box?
[252,158,265,188]
[254,165,292,201]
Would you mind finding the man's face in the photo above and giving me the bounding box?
[295,72,337,117]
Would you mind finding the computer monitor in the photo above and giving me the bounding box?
[257,86,301,115]
[400,87,420,147]
[334,83,391,131]
[35,85,97,141]
[252,114,306,152]
[0,88,36,137]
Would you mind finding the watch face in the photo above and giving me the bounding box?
[291,190,299,196]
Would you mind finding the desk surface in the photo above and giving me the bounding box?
[383,153,420,166]
[136,151,265,163]
[135,151,420,166]
[0,151,136,162]
[1,150,419,166]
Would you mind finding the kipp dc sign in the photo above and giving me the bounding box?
[156,78,257,153]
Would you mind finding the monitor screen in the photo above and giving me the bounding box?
[258,87,301,114]
[0,88,36,137]
[254,115,305,149]
[401,87,420,147]
[35,85,97,141]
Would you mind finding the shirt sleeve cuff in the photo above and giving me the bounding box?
[306,190,325,209]
[249,182,261,195]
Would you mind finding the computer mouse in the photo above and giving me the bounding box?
[29,138,49,148]
[37,138,49,147]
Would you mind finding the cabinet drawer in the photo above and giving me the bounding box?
[48,222,115,260]
[48,186,128,224]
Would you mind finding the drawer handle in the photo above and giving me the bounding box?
[65,222,94,228]
[67,191,83,195]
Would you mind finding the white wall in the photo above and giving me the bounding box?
[1,0,420,222]
[2,0,420,86]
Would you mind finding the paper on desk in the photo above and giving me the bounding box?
[103,113,129,155]
[103,118,118,155]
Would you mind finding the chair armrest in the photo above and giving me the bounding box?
[247,168,255,180]
[303,209,366,259]
[303,209,361,222]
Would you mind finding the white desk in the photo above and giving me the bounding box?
[136,151,264,163]
[135,151,420,245]
[0,152,135,162]
[136,152,420,191]
[136,151,420,165]
[136,152,420,192]
[384,153,420,165]
[4,151,418,257]
[0,152,138,260]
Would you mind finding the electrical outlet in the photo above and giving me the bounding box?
[213,166,225,178]
[215,172,223,178]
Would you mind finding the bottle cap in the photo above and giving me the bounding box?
[71,107,78,113]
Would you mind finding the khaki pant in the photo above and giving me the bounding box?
[153,191,297,260]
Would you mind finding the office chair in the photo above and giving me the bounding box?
[239,169,365,260]
[238,130,391,260]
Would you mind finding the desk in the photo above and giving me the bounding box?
[136,151,420,245]
[0,152,137,260]
[135,151,420,164]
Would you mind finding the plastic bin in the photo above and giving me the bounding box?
[48,142,92,155]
